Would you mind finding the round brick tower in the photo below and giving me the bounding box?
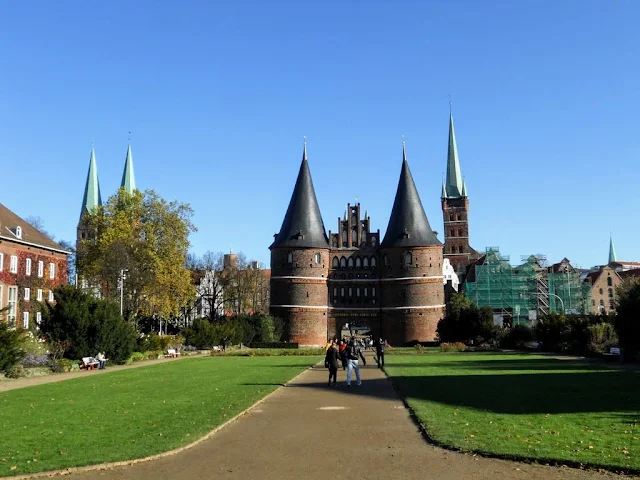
[270,144,330,347]
[379,144,445,345]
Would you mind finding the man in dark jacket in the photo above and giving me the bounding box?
[324,340,340,387]
[375,338,386,369]
[345,339,366,387]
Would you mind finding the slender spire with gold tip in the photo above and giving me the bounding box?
[270,141,329,249]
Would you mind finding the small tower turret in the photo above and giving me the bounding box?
[269,143,330,346]
[380,143,444,344]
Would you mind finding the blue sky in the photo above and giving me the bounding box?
[1,1,639,269]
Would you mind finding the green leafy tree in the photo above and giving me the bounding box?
[615,277,640,360]
[437,293,495,343]
[79,189,196,323]
[40,286,137,364]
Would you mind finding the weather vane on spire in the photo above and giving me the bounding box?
[449,94,452,112]
[128,131,131,143]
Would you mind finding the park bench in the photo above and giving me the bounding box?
[609,347,620,355]
[80,357,100,370]
[165,348,181,358]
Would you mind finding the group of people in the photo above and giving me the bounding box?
[324,337,388,387]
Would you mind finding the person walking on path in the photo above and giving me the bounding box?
[375,338,386,369]
[324,340,340,387]
[345,338,366,387]
[339,339,348,370]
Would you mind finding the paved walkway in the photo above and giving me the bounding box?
[61,353,620,480]
[0,355,193,393]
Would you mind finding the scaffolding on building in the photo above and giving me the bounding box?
[464,247,592,325]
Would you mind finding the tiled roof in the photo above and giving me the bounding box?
[0,203,69,253]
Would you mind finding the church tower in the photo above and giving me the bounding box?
[270,143,330,346]
[441,111,476,274]
[380,143,445,344]
[120,144,136,194]
[76,147,102,283]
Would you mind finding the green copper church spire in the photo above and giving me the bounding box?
[120,144,137,194]
[80,147,102,220]
[445,112,464,198]
[609,236,617,264]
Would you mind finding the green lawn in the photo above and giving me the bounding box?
[0,356,319,477]
[385,353,640,473]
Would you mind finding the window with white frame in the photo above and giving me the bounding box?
[0,253,3,271]
[26,258,32,276]
[7,286,18,324]
[23,311,29,329]
[10,255,18,273]
[24,287,30,300]
[38,261,44,277]
[36,311,42,325]
[49,263,55,279]
[0,285,3,310]
[16,226,22,238]
[37,289,43,301]
[48,290,54,302]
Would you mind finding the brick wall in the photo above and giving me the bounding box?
[0,239,68,329]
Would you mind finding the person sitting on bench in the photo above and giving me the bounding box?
[96,352,108,370]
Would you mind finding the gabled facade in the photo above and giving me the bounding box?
[0,203,69,329]
[270,143,445,346]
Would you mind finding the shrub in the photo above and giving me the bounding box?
[126,352,146,364]
[39,286,137,365]
[587,322,618,354]
[499,325,534,349]
[615,278,640,361]
[21,354,50,368]
[414,344,425,354]
[5,364,26,379]
[56,359,78,373]
[0,323,28,375]
[440,342,468,352]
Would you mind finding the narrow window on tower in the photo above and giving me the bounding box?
[458,228,463,236]
[347,257,354,268]
[332,256,339,268]
[363,257,369,268]
[314,253,321,264]
[287,252,293,264]
[459,246,464,254]
[340,257,346,268]
[449,214,454,221]
[371,257,377,268]
[450,228,455,237]
[355,257,362,268]
[404,252,412,265]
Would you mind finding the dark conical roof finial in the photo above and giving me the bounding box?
[381,144,441,248]
[270,143,329,249]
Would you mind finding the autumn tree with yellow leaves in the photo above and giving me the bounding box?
[78,189,196,323]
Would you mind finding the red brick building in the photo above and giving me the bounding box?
[0,203,69,329]
[270,143,444,346]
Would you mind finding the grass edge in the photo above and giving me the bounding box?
[381,364,640,477]
[6,361,320,480]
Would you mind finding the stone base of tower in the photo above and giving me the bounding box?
[382,308,444,345]
[270,307,328,347]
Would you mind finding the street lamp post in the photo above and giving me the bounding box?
[119,269,128,317]
[550,293,565,314]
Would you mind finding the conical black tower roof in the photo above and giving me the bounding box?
[381,145,441,248]
[270,145,329,249]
